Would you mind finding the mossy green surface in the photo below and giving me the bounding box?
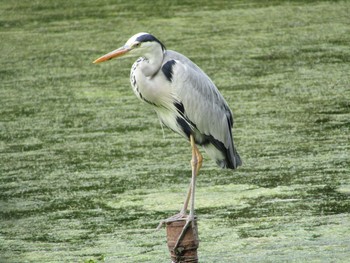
[1,1,349,262]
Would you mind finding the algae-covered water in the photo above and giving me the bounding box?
[1,1,350,262]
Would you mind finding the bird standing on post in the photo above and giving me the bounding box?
[93,32,242,246]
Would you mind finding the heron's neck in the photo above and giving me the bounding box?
[140,49,164,77]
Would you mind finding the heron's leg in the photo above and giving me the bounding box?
[188,135,202,222]
[171,135,202,219]
[179,180,192,214]
[173,135,202,250]
[156,135,202,231]
[156,184,191,230]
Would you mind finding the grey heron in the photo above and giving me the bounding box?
[93,32,242,244]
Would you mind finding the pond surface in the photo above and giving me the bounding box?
[1,1,349,262]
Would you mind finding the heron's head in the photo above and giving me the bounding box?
[93,32,166,64]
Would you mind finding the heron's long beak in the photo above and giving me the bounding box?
[93,46,130,64]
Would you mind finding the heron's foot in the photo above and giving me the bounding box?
[173,214,196,251]
[156,211,187,230]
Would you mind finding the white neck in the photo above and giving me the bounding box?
[140,47,164,77]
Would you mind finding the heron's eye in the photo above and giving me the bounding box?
[133,42,141,48]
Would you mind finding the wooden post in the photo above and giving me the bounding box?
[166,217,199,263]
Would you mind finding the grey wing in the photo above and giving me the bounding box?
[170,54,234,150]
[163,50,241,169]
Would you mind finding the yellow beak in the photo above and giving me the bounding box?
[93,46,130,64]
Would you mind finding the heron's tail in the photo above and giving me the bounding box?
[228,146,242,169]
[212,143,241,170]
[200,132,242,170]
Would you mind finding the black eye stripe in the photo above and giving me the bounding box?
[135,34,166,51]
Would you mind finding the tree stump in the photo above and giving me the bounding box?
[166,217,199,263]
